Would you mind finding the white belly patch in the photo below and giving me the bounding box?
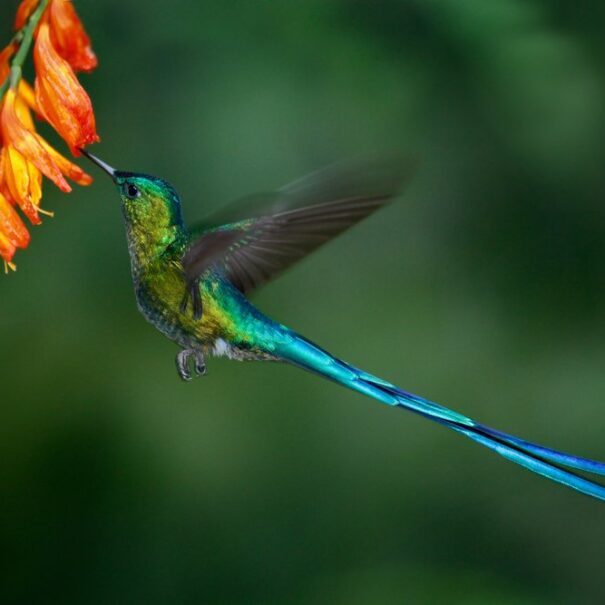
[213,338,234,358]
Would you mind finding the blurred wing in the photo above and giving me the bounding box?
[183,155,415,295]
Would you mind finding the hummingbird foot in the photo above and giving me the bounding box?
[176,348,207,381]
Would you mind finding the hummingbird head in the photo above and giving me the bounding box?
[80,149,185,267]
[80,149,184,228]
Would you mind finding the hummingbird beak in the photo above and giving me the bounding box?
[79,148,116,178]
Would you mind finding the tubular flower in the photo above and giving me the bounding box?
[38,137,92,186]
[15,0,96,73]
[1,0,99,270]
[0,191,30,270]
[34,22,99,155]
[0,44,15,84]
[14,0,39,31]
[2,146,43,225]
[18,79,38,112]
[48,0,97,72]
[1,88,71,195]
[1,91,44,224]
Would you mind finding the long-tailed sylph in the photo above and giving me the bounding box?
[81,149,605,501]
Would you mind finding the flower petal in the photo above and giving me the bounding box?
[13,88,35,129]
[18,79,39,114]
[14,0,39,31]
[39,137,93,186]
[3,145,41,224]
[1,87,71,193]
[0,190,30,250]
[0,230,17,265]
[27,159,42,207]
[33,22,99,155]
[49,0,97,73]
[0,43,15,86]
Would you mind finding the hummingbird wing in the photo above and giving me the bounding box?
[182,155,414,296]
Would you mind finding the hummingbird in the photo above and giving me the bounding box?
[81,149,605,501]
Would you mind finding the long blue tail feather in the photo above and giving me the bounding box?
[275,332,605,501]
[474,424,605,476]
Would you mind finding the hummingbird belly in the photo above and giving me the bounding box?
[134,268,282,360]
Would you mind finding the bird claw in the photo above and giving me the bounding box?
[176,348,207,381]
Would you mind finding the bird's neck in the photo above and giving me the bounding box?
[125,221,187,282]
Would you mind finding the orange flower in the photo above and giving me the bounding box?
[0,43,15,86]
[0,232,17,268]
[17,79,38,113]
[13,0,39,31]
[48,0,97,72]
[1,146,43,224]
[1,87,71,194]
[15,0,97,73]
[34,22,99,155]
[0,90,44,223]
[38,137,92,186]
[5,0,99,270]
[1,86,94,194]
[0,228,18,269]
[0,191,30,268]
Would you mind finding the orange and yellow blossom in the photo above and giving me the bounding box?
[34,22,98,156]
[1,91,44,224]
[0,44,15,83]
[1,88,70,194]
[47,0,97,72]
[1,87,94,210]
[0,0,98,270]
[0,190,30,270]
[14,0,39,32]
[16,0,97,73]
[0,45,26,268]
[0,148,30,269]
[0,85,93,267]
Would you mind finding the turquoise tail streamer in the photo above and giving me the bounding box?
[274,331,605,501]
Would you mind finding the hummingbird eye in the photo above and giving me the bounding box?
[123,183,141,199]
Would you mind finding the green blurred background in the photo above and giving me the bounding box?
[3,1,605,603]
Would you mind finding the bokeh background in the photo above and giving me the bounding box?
[3,1,605,603]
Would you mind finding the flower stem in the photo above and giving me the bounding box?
[0,0,49,101]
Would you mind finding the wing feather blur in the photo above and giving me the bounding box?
[182,156,415,297]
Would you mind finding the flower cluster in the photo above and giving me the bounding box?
[0,0,98,272]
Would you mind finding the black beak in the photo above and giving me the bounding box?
[79,148,116,178]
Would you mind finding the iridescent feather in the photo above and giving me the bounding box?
[81,150,605,502]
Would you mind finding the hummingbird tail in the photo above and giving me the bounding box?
[274,331,605,501]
